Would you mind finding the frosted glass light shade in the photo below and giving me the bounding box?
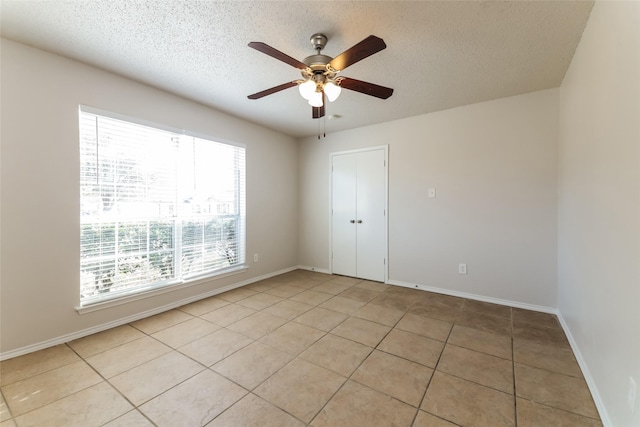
[298,80,316,100]
[307,91,323,107]
[324,81,342,102]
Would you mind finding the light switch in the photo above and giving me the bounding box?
[428,188,436,198]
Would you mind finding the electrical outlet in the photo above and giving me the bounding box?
[458,263,467,275]
[253,253,259,263]
[629,377,637,413]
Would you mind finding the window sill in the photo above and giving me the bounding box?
[75,265,249,314]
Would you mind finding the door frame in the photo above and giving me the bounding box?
[329,145,389,283]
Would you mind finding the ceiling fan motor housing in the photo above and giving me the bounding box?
[303,33,335,81]
[310,33,328,52]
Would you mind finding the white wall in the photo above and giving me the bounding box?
[0,39,299,355]
[299,89,558,308]
[558,2,640,426]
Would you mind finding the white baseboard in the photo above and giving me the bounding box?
[0,266,298,361]
[386,279,557,313]
[296,265,331,275]
[556,313,611,427]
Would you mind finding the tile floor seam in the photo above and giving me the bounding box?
[105,409,158,427]
[309,377,418,426]
[513,362,598,419]
[206,339,298,394]
[460,309,513,321]
[129,312,195,335]
[413,320,455,426]
[373,346,438,370]
[513,359,592,384]
[185,374,252,424]
[298,341,376,379]
[76,329,169,361]
[105,327,203,377]
[307,306,409,425]
[0,346,81,388]
[117,338,228,408]
[177,303,228,318]
[517,396,604,421]
[137,368,250,425]
[252,358,341,424]
[209,363,269,394]
[119,362,209,407]
[214,319,340,412]
[194,329,255,365]
[429,361,517,397]
[194,313,234,329]
[513,320,560,329]
[7,377,127,425]
[0,388,13,421]
[305,376,350,425]
[511,352,584,378]
[64,342,138,410]
[257,323,329,358]
[65,340,183,425]
[205,391,308,427]
[445,340,512,361]
[347,375,423,410]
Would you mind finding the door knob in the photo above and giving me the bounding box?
[350,220,355,223]
[357,220,363,224]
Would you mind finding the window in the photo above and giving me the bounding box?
[79,107,246,306]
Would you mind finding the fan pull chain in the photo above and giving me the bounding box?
[317,113,327,139]
[323,113,326,138]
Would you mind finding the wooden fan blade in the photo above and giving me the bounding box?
[247,81,298,100]
[312,92,325,119]
[329,35,387,71]
[339,77,394,99]
[248,42,308,70]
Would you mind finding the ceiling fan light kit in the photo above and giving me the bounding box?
[248,33,394,120]
[324,81,342,102]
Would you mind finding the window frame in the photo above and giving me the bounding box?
[77,105,247,312]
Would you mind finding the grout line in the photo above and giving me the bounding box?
[415,323,454,413]
[0,388,14,422]
[307,307,394,424]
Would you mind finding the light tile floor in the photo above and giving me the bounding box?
[0,270,603,426]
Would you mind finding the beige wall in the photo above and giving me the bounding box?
[558,1,640,425]
[0,39,299,355]
[298,89,558,308]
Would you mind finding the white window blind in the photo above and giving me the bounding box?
[79,108,246,305]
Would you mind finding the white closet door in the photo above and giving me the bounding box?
[331,153,357,277]
[331,148,386,282]
[355,149,386,282]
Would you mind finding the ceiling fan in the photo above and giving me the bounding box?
[247,33,394,119]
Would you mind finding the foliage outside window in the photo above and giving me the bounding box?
[79,107,246,305]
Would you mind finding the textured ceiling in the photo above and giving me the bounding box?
[0,1,593,138]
